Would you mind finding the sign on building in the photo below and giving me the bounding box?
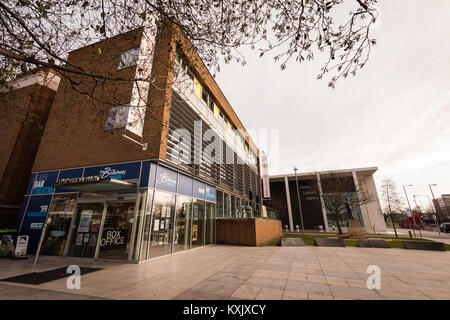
[127,18,157,137]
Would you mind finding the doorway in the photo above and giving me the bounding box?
[66,195,137,260]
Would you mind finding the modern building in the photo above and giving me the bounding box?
[14,22,277,262]
[264,167,387,233]
[0,69,60,228]
[433,195,450,222]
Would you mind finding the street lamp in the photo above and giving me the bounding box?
[293,167,305,234]
[403,184,421,237]
[429,184,442,225]
[421,193,440,234]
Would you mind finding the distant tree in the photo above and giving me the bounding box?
[380,178,405,237]
[315,172,376,235]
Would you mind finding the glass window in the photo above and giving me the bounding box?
[216,190,223,218]
[105,105,129,130]
[148,191,175,258]
[139,189,154,261]
[173,196,192,253]
[224,193,231,218]
[205,202,215,245]
[231,195,236,218]
[201,87,209,104]
[67,202,105,258]
[117,47,139,70]
[191,199,205,248]
[132,190,149,261]
[40,194,77,256]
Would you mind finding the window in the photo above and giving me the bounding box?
[201,87,209,104]
[117,47,139,70]
[105,105,129,130]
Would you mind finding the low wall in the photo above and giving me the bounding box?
[216,219,282,246]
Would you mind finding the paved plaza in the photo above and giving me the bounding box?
[0,245,449,300]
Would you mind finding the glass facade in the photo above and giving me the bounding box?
[148,191,175,258]
[25,161,218,263]
[40,194,76,256]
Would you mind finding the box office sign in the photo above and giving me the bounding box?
[100,230,126,248]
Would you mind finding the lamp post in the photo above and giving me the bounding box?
[422,194,440,234]
[403,184,420,237]
[413,195,424,234]
[429,184,441,225]
[293,167,305,234]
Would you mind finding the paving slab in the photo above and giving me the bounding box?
[0,245,449,300]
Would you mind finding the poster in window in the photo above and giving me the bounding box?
[75,233,84,246]
[78,210,93,233]
[153,219,160,231]
[160,220,165,230]
[192,224,198,241]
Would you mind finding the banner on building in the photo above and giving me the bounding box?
[261,153,271,199]
[127,18,157,137]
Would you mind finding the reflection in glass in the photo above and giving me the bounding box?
[98,201,135,260]
[216,190,223,218]
[173,196,192,252]
[139,190,154,260]
[191,199,205,248]
[132,190,149,261]
[231,195,236,218]
[67,202,104,258]
[149,191,175,258]
[224,193,231,218]
[205,201,215,244]
[40,194,77,256]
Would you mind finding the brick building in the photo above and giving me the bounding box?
[15,22,277,261]
[0,69,60,228]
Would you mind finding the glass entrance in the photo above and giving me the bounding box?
[98,201,135,260]
[148,191,175,258]
[67,202,104,258]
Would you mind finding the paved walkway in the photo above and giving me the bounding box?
[0,245,449,300]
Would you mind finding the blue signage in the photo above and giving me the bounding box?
[178,174,193,197]
[31,171,59,195]
[84,162,141,180]
[206,185,216,202]
[55,168,84,193]
[155,166,177,193]
[193,180,206,199]
[15,196,30,230]
[25,173,36,195]
[20,195,52,254]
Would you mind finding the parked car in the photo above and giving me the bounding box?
[439,223,450,233]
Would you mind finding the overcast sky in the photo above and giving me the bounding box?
[215,0,450,208]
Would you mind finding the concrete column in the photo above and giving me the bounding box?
[363,175,387,232]
[352,171,373,233]
[316,174,329,231]
[284,176,294,231]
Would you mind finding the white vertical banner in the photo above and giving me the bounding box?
[127,18,157,137]
[261,153,271,199]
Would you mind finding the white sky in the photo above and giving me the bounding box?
[214,0,450,207]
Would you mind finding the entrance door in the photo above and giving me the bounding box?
[67,202,104,258]
[98,201,135,260]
